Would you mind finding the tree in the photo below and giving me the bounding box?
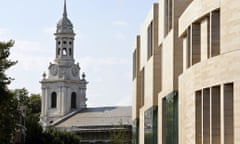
[28,94,41,115]
[24,93,44,144]
[0,40,18,144]
[23,93,81,144]
[110,120,132,144]
[44,127,81,144]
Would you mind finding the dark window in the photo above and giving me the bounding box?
[164,0,173,36]
[195,85,221,144]
[58,41,61,45]
[211,86,221,144]
[51,92,57,108]
[203,88,210,144]
[162,91,178,144]
[69,41,72,45]
[144,106,158,144]
[69,48,72,56]
[133,50,136,80]
[211,9,220,57]
[191,23,201,65]
[224,83,233,144]
[187,27,191,68]
[71,92,77,109]
[195,91,202,144]
[58,48,60,55]
[148,22,153,59]
[63,41,67,44]
[141,68,145,106]
[132,119,139,144]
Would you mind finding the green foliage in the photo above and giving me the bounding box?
[0,40,18,144]
[28,94,41,114]
[22,92,43,144]
[110,120,131,144]
[0,40,17,88]
[44,127,81,144]
[0,40,80,143]
[25,114,44,144]
[17,91,81,144]
[0,92,19,144]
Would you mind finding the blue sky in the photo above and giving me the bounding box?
[0,0,157,107]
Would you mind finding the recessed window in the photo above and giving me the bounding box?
[133,50,136,80]
[224,83,233,144]
[164,0,173,36]
[147,21,153,60]
[69,48,72,56]
[63,41,67,44]
[58,41,61,45]
[69,41,72,45]
[141,68,145,106]
[71,92,77,109]
[195,85,221,144]
[58,48,60,55]
[62,48,67,56]
[210,9,220,57]
[51,92,57,108]
[162,92,178,144]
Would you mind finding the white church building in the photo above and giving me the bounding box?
[39,1,132,143]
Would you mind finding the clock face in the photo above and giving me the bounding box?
[71,66,79,77]
[50,65,58,76]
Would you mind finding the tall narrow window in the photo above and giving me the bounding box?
[187,27,191,68]
[144,106,158,144]
[211,86,221,144]
[58,48,61,56]
[51,92,57,108]
[141,68,145,106]
[133,50,136,80]
[162,92,178,144]
[203,88,210,144]
[207,16,211,58]
[147,22,153,59]
[195,90,202,144]
[224,83,233,144]
[192,23,201,65]
[211,9,220,57]
[69,48,72,56]
[168,0,172,31]
[71,92,77,109]
[164,0,173,36]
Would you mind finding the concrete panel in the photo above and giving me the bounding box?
[179,0,220,37]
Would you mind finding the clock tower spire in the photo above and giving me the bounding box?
[40,0,88,128]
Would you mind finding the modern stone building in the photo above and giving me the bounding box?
[132,0,240,144]
[40,1,132,143]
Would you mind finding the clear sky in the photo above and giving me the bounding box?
[0,0,157,107]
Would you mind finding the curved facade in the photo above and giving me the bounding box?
[179,0,240,144]
[133,0,240,144]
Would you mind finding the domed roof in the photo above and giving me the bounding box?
[56,0,74,34]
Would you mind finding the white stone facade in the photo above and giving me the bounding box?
[40,0,87,127]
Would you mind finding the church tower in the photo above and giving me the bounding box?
[40,0,87,127]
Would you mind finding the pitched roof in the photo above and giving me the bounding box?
[55,106,132,128]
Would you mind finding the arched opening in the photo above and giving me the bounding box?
[62,48,67,56]
[51,92,57,108]
[71,92,77,109]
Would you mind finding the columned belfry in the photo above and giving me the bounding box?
[40,0,87,127]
